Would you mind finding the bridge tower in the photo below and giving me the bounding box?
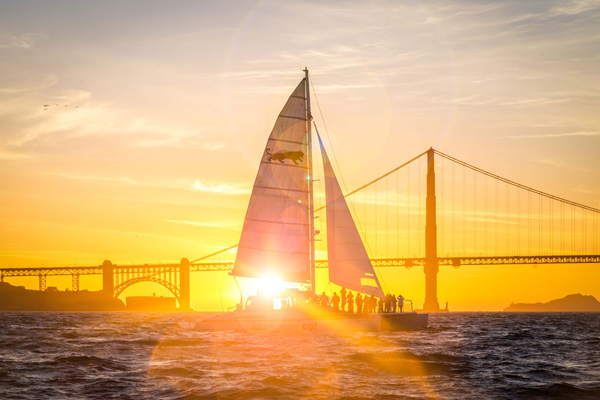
[102,260,114,298]
[423,148,440,311]
[179,258,191,311]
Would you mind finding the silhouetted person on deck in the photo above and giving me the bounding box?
[369,295,376,315]
[347,291,354,315]
[356,293,363,316]
[332,292,340,313]
[340,288,347,312]
[391,293,397,313]
[397,294,405,313]
[320,292,329,309]
[378,297,383,313]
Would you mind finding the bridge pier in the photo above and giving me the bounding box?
[39,273,47,291]
[102,260,114,298]
[180,258,191,311]
[423,148,441,312]
[72,273,80,292]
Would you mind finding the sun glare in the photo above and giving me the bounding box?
[258,276,287,295]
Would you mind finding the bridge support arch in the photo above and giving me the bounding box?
[102,262,191,310]
[114,276,181,305]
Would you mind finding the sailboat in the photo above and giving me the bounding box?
[195,69,428,332]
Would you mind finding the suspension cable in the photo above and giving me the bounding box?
[435,150,600,213]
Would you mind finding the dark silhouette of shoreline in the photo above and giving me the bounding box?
[0,281,124,311]
[504,294,600,312]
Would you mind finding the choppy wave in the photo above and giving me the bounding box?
[0,312,599,399]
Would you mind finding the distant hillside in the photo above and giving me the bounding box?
[0,281,124,311]
[504,294,600,312]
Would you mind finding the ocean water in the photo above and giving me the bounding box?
[0,312,599,399]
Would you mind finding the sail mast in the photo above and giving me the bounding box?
[305,67,316,294]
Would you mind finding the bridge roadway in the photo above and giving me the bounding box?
[2,254,599,276]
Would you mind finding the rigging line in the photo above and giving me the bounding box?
[309,76,350,196]
[311,127,427,213]
[310,77,380,265]
[435,150,600,214]
[325,150,429,202]
[386,177,389,259]
[190,244,238,263]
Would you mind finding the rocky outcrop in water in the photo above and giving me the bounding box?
[504,294,600,312]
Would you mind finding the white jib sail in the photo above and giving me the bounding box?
[232,79,310,283]
[318,134,385,298]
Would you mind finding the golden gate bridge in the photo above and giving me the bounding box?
[2,148,599,311]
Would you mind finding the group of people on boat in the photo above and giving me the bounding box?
[312,288,407,315]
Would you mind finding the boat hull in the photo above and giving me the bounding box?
[195,312,428,333]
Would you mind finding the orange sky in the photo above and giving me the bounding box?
[1,1,599,311]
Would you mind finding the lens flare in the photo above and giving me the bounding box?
[258,276,286,295]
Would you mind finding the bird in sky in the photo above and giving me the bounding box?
[43,104,49,107]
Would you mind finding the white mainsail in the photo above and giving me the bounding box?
[231,79,310,283]
[318,134,385,298]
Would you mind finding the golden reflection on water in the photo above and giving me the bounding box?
[146,315,439,399]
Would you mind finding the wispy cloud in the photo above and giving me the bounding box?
[192,180,250,195]
[42,172,143,186]
[41,172,250,195]
[0,32,42,49]
[499,98,575,106]
[537,157,590,172]
[0,75,57,94]
[2,89,219,151]
[164,219,239,229]
[499,131,600,139]
[537,158,564,168]
[204,142,226,151]
[0,150,35,161]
